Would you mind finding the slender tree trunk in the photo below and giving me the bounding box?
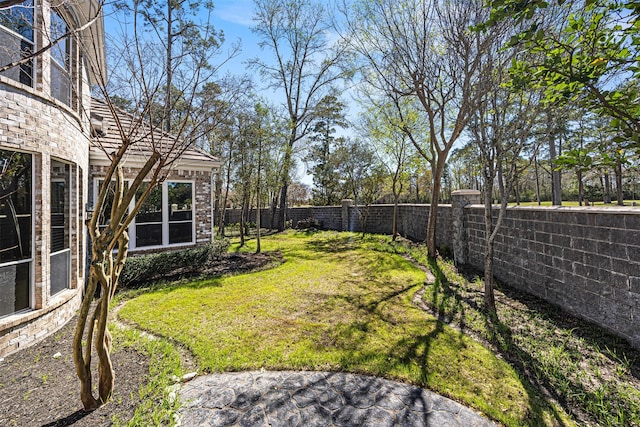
[534,155,541,205]
[482,169,497,314]
[578,170,584,206]
[615,160,624,205]
[426,155,446,258]
[269,194,278,230]
[277,183,288,231]
[239,197,246,247]
[256,137,262,253]
[392,180,399,240]
[164,2,173,134]
[604,171,612,204]
[548,113,562,206]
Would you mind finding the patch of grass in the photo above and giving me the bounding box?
[110,325,183,427]
[390,240,640,427]
[120,230,572,426]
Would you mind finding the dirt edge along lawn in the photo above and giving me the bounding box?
[119,230,576,427]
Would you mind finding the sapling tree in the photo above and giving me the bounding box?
[75,0,227,410]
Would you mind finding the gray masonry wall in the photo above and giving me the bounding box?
[464,205,640,347]
[224,201,640,348]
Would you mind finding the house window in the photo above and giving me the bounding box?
[0,0,34,86]
[135,182,162,247]
[50,160,70,295]
[168,182,193,244]
[0,149,32,317]
[129,181,194,248]
[94,179,195,250]
[50,9,72,106]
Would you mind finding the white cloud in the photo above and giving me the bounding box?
[215,0,256,27]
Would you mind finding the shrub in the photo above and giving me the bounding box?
[119,238,230,289]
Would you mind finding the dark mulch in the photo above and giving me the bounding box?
[0,315,147,427]
[0,251,279,426]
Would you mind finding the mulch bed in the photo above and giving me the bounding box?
[0,251,280,426]
[0,315,147,427]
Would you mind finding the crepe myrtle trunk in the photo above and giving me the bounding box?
[483,184,497,314]
[73,153,159,410]
[73,230,129,410]
[426,153,448,257]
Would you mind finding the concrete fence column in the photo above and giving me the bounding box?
[451,190,481,266]
[342,199,353,231]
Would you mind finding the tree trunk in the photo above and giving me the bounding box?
[615,160,624,205]
[392,179,399,240]
[239,197,247,247]
[604,171,612,204]
[73,272,101,411]
[578,170,584,206]
[534,155,541,205]
[269,194,278,230]
[426,155,446,258]
[392,196,399,241]
[483,174,497,315]
[548,112,562,206]
[277,183,288,231]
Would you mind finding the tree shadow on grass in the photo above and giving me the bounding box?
[429,260,640,426]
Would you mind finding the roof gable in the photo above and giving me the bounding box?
[89,98,220,172]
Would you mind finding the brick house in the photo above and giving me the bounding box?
[0,1,219,358]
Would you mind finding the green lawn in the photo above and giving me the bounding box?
[119,231,573,426]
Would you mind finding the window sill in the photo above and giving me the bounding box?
[0,287,80,331]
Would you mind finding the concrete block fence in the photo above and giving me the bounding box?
[223,190,640,348]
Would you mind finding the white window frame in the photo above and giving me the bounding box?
[0,148,35,317]
[0,0,37,88]
[164,180,196,247]
[50,159,71,296]
[92,178,196,251]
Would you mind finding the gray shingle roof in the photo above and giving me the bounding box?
[89,98,219,170]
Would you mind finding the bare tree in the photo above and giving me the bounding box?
[469,43,543,314]
[358,96,415,240]
[343,0,498,257]
[249,0,351,231]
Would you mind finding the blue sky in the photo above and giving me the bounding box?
[102,0,351,185]
[208,0,261,76]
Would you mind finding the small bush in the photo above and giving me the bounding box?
[296,217,322,230]
[119,238,230,289]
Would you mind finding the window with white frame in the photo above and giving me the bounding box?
[50,159,70,295]
[0,0,34,86]
[167,182,193,245]
[134,182,162,248]
[0,149,32,317]
[50,8,73,106]
[94,179,195,249]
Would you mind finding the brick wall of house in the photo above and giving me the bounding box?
[0,78,89,358]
